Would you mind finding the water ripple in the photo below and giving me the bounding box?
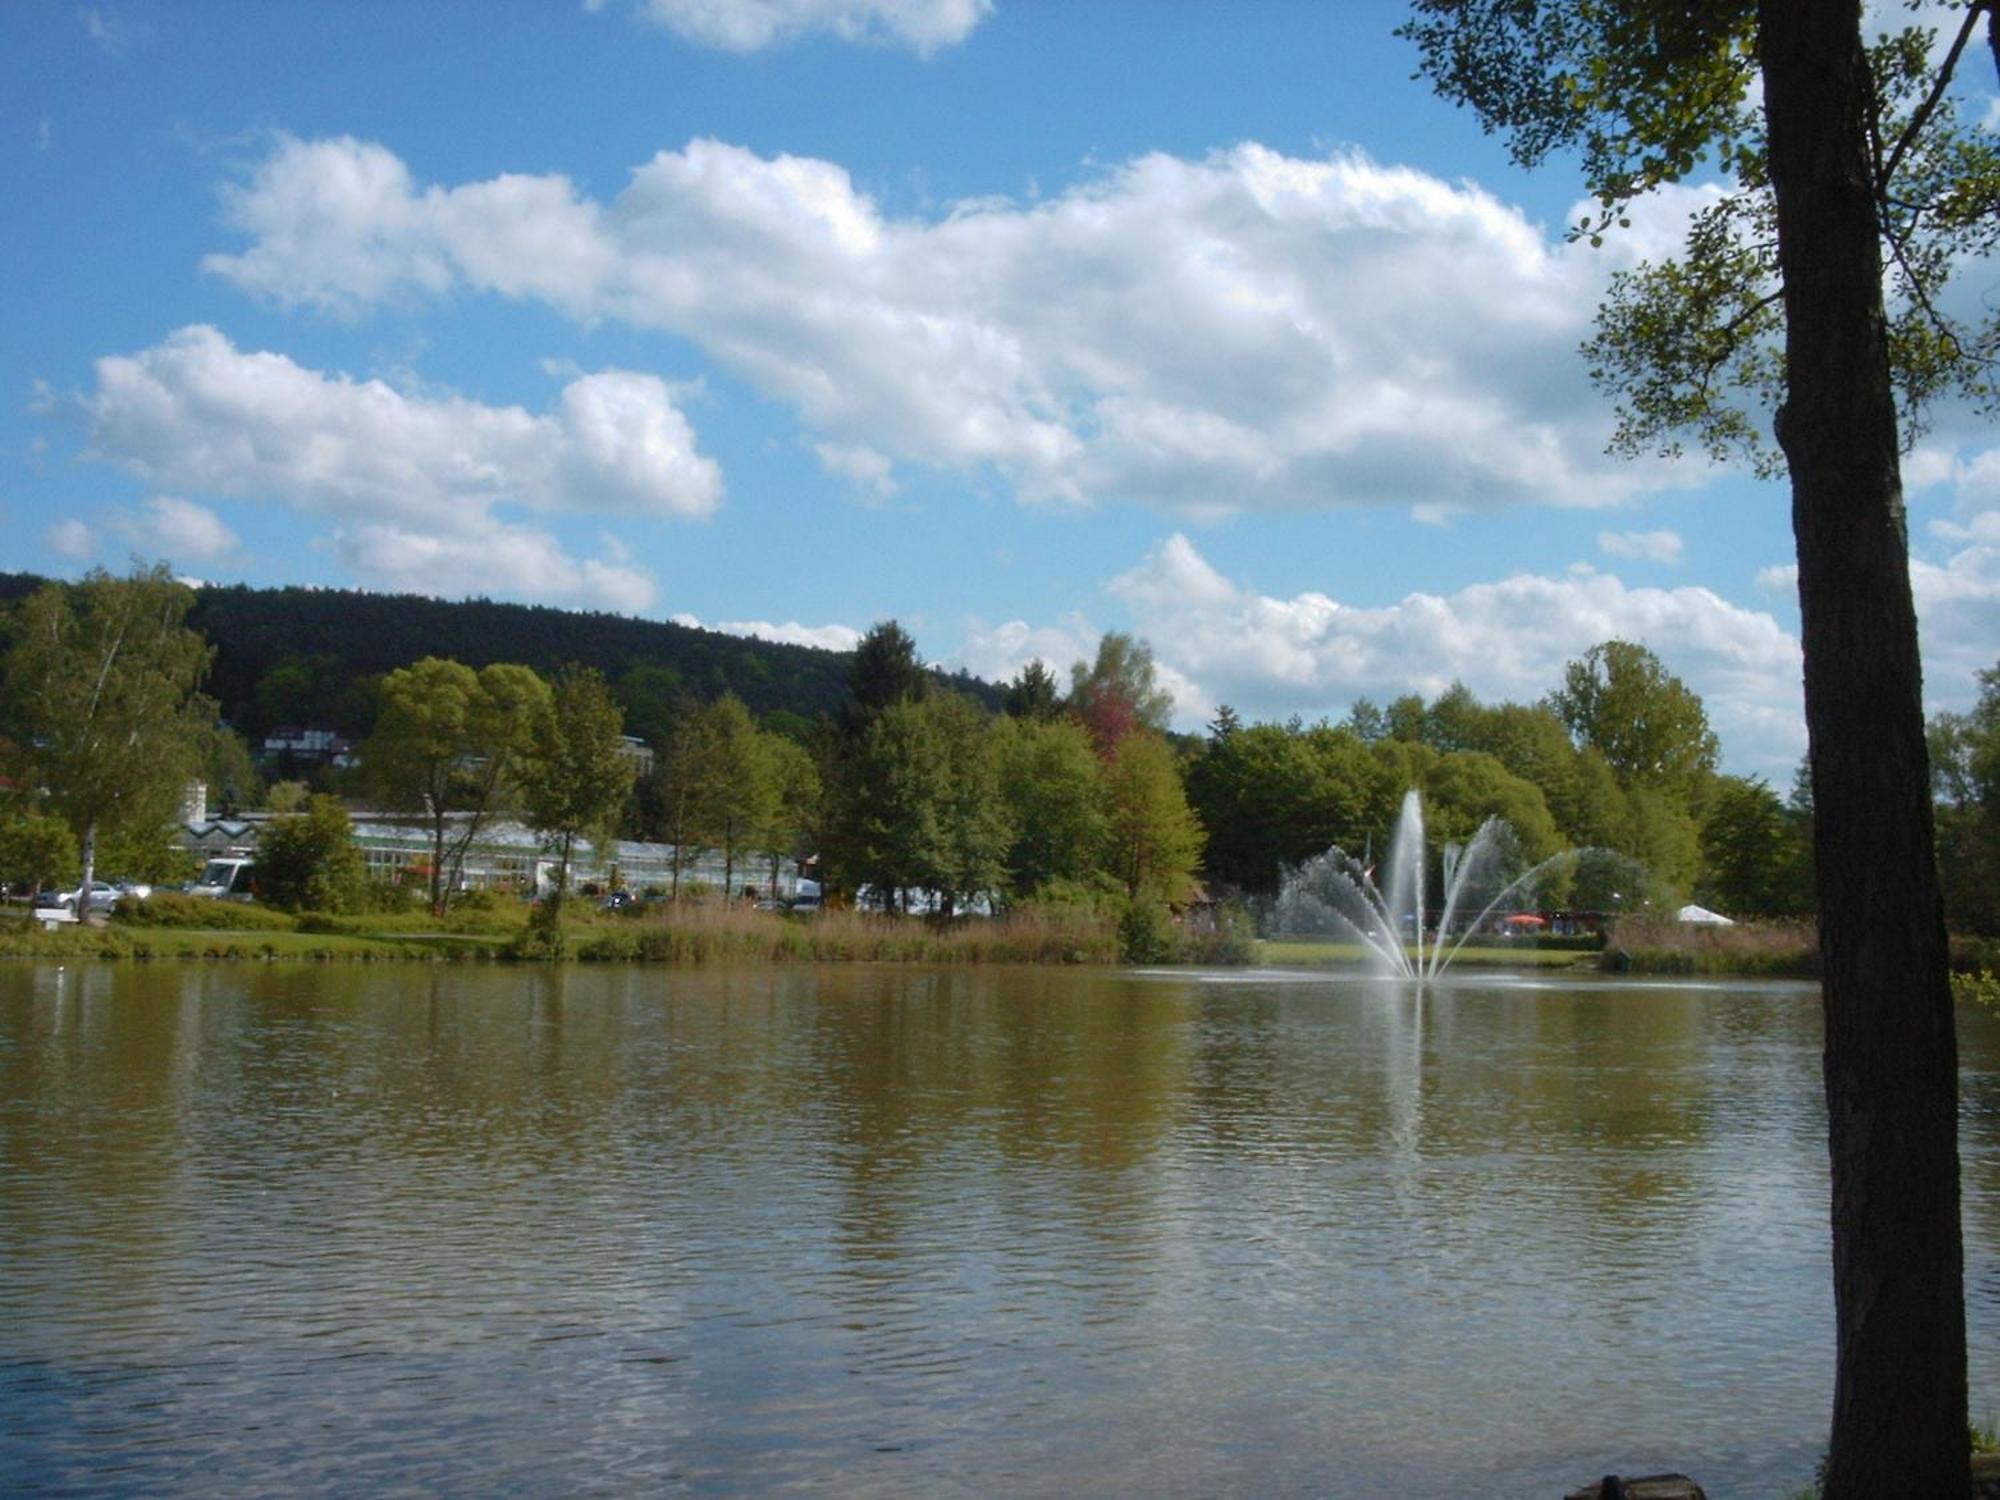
[0,966,1989,1498]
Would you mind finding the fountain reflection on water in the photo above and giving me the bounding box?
[1274,788,1575,981]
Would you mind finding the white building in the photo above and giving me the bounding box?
[179,809,806,901]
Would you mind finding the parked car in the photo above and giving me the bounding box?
[38,880,122,914]
[601,890,638,912]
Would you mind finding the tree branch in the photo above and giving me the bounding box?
[1880,2,1986,195]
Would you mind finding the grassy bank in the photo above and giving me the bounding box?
[1256,938,1591,969]
[0,917,503,962]
[0,897,1253,967]
[1601,913,1820,977]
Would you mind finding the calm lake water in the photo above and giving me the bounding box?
[3,963,1998,1498]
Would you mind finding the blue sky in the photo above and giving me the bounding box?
[6,0,1997,775]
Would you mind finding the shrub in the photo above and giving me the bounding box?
[1182,903,1257,966]
[357,881,420,915]
[115,891,297,931]
[257,796,364,913]
[1117,897,1179,964]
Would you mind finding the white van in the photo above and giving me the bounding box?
[190,857,257,900]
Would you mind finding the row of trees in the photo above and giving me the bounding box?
[636,623,1206,920]
[1188,638,1823,921]
[4,566,1991,944]
[360,657,634,916]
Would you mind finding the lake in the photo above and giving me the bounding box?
[3,962,1997,1496]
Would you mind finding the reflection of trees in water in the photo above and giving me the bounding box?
[795,968,1198,1285]
[0,965,1851,1352]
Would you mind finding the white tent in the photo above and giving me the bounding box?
[1675,903,1735,926]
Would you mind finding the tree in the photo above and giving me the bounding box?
[266,780,311,814]
[754,730,821,899]
[1102,731,1204,902]
[1,564,214,894]
[1002,659,1064,721]
[251,653,345,737]
[1186,719,1382,898]
[1403,4,1991,1488]
[1422,750,1563,864]
[1613,783,1702,903]
[0,812,78,898]
[257,794,364,912]
[924,693,1010,916]
[199,724,263,816]
[698,694,775,899]
[650,701,725,899]
[830,697,947,910]
[361,657,550,916]
[1382,693,1428,744]
[1344,698,1388,742]
[1548,640,1719,801]
[993,714,1109,899]
[1697,774,1813,918]
[845,620,929,730]
[1069,632,1173,757]
[521,667,635,913]
[613,662,686,751]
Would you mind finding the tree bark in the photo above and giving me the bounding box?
[1758,3,1968,1494]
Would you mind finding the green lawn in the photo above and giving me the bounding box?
[0,914,506,961]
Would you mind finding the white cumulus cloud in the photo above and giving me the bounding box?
[76,326,720,608]
[115,495,237,561]
[1913,510,2000,700]
[671,613,864,651]
[617,0,992,54]
[84,326,721,523]
[46,519,95,559]
[337,521,658,614]
[953,612,1100,685]
[1075,532,1812,774]
[204,134,1709,518]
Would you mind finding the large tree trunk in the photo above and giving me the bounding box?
[1758,4,1968,1495]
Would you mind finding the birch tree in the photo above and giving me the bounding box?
[2,564,213,895]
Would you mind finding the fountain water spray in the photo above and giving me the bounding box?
[1275,789,1574,981]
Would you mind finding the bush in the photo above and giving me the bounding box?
[1117,897,1179,964]
[257,796,364,913]
[356,881,420,915]
[510,900,567,960]
[1182,903,1257,966]
[114,891,297,931]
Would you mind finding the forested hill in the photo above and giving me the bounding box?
[0,574,1001,739]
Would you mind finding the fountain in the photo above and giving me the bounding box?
[1274,789,1572,980]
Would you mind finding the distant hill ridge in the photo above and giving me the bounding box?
[0,574,1001,738]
